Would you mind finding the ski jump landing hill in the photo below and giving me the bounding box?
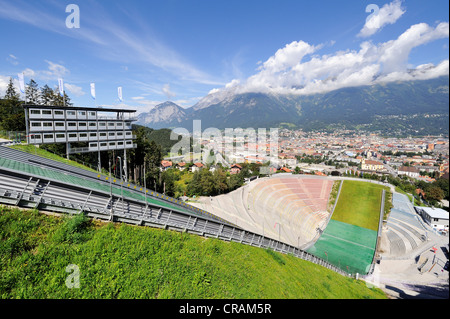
[192,175,335,249]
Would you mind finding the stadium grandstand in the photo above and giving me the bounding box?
[192,175,335,249]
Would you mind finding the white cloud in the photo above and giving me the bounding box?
[358,0,406,38]
[64,83,85,97]
[378,22,449,73]
[7,54,19,66]
[21,61,70,82]
[162,83,176,100]
[209,21,449,98]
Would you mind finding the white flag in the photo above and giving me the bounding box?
[58,78,64,97]
[118,86,123,102]
[90,82,96,100]
[18,72,25,94]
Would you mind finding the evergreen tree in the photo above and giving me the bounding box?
[1,78,25,131]
[25,79,41,105]
[40,85,54,106]
[4,77,20,101]
[52,87,72,106]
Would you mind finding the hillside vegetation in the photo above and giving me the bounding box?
[0,206,387,299]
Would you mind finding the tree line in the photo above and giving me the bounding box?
[0,77,72,132]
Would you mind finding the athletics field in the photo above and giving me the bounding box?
[307,180,388,275]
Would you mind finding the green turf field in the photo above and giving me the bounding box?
[332,180,385,231]
[307,180,387,275]
[308,220,378,274]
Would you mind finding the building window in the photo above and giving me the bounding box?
[42,110,52,115]
[56,134,65,139]
[30,110,41,115]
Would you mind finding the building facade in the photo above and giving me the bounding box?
[24,105,137,153]
[416,206,449,233]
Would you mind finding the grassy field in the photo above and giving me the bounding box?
[0,206,387,299]
[331,180,388,231]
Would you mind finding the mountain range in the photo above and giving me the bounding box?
[136,76,449,135]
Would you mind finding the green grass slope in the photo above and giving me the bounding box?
[0,206,387,299]
[308,180,390,274]
[332,180,388,231]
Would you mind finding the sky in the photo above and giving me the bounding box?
[0,0,448,114]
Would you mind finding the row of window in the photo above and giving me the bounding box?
[30,109,98,117]
[29,131,133,143]
[89,141,134,149]
[28,109,134,121]
[29,121,132,131]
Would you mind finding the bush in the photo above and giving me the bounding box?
[51,213,91,244]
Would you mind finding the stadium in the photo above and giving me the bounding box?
[0,107,448,298]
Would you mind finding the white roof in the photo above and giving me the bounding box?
[418,207,449,220]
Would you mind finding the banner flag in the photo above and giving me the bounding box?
[90,82,96,100]
[118,86,123,102]
[58,78,64,97]
[18,73,25,94]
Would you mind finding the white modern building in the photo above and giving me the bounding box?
[24,105,137,153]
[416,206,449,233]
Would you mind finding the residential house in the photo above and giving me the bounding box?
[398,166,420,178]
[175,162,186,171]
[191,162,204,172]
[361,159,384,172]
[160,160,172,171]
[230,164,242,175]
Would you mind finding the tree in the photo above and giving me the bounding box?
[425,186,444,203]
[0,78,25,131]
[4,77,20,101]
[144,141,163,192]
[52,87,72,106]
[25,79,41,104]
[40,85,54,106]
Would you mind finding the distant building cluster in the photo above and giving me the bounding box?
[160,129,449,186]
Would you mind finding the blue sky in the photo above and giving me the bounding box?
[0,0,448,113]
